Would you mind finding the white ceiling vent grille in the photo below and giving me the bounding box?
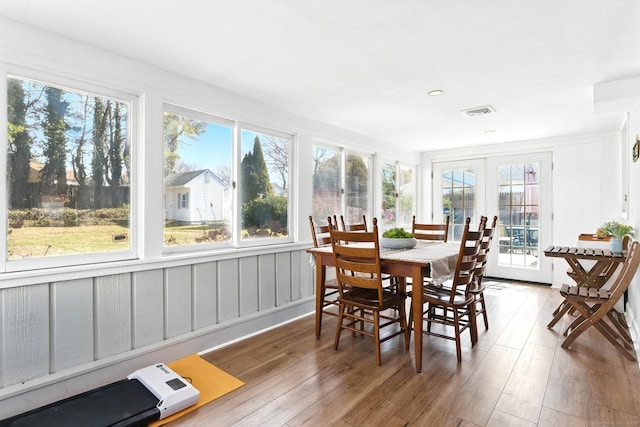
[461,105,495,117]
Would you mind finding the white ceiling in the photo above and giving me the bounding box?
[1,0,639,151]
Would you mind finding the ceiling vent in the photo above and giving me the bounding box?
[461,105,495,117]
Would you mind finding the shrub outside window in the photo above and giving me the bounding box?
[5,75,132,269]
[240,127,290,241]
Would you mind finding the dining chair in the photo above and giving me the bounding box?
[309,215,340,337]
[557,240,640,361]
[468,215,498,334]
[330,217,409,365]
[424,216,493,343]
[340,214,368,232]
[340,214,401,290]
[412,215,450,242]
[408,217,483,363]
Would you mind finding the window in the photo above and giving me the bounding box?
[179,193,189,209]
[163,107,292,248]
[380,161,415,230]
[311,145,341,224]
[397,164,415,227]
[344,153,370,224]
[311,144,371,227]
[240,127,290,241]
[163,107,232,247]
[441,168,476,241]
[5,75,133,269]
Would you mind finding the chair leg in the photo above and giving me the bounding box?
[606,310,633,344]
[399,301,410,350]
[547,300,572,329]
[453,310,462,363]
[469,304,478,346]
[334,302,346,351]
[561,302,598,349]
[407,300,414,345]
[316,282,327,339]
[374,311,382,366]
[479,294,489,330]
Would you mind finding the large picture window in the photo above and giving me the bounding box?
[6,75,132,268]
[163,106,291,248]
[163,108,233,247]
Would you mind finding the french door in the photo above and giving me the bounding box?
[433,152,553,283]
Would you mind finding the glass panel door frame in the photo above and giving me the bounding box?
[432,159,486,239]
[433,153,552,283]
[486,152,552,283]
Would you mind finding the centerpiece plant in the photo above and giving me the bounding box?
[380,227,416,249]
[596,220,634,253]
[382,227,414,239]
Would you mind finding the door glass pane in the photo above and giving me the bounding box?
[441,168,475,241]
[311,146,341,225]
[497,161,540,270]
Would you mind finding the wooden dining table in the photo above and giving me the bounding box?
[307,240,461,372]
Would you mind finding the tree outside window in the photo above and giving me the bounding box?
[6,76,131,262]
[240,129,290,240]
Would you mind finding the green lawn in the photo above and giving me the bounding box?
[7,222,278,258]
[8,224,130,259]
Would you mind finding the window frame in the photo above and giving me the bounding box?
[179,193,189,209]
[237,122,294,248]
[379,159,416,230]
[311,141,344,225]
[162,103,236,254]
[2,68,139,273]
[310,139,374,227]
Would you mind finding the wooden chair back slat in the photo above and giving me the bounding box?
[448,217,484,301]
[330,221,384,303]
[412,215,450,242]
[309,215,335,248]
[340,215,368,232]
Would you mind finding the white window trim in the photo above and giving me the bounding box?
[237,122,295,248]
[2,67,140,273]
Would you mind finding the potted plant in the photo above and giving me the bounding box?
[380,227,417,249]
[597,221,635,253]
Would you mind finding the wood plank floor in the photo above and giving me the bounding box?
[167,280,640,426]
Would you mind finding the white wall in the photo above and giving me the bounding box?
[625,107,640,353]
